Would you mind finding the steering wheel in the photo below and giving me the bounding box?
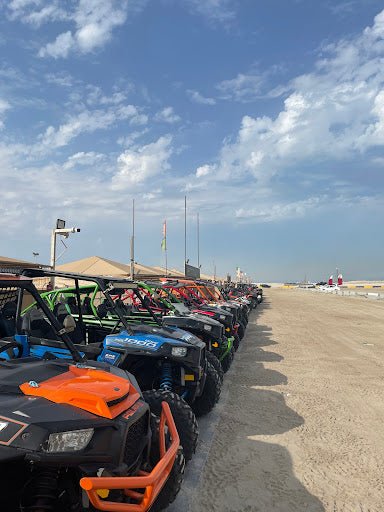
[0,341,23,359]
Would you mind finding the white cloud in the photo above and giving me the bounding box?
[63,151,105,170]
[0,99,11,129]
[154,107,181,124]
[0,99,10,114]
[328,1,359,16]
[183,0,235,24]
[85,85,128,106]
[38,104,144,150]
[216,73,265,102]
[112,135,173,188]
[196,164,215,177]
[14,0,148,58]
[3,8,384,243]
[45,71,74,87]
[21,3,68,26]
[130,113,149,126]
[198,9,384,186]
[117,128,149,147]
[235,197,323,222]
[187,89,216,105]
[39,31,74,58]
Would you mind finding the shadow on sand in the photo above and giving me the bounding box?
[169,294,324,512]
[190,389,324,512]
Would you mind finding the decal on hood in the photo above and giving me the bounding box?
[106,336,163,351]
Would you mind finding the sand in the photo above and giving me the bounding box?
[170,289,384,512]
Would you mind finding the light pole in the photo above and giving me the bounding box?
[197,212,200,269]
[130,199,135,280]
[50,219,80,289]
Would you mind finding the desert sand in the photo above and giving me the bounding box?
[170,289,384,511]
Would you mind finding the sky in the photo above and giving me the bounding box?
[0,0,384,282]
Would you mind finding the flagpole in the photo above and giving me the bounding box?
[197,212,200,268]
[165,242,168,277]
[162,219,168,277]
[165,220,168,277]
[184,195,187,267]
[130,198,135,280]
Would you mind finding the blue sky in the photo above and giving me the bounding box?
[1,0,384,281]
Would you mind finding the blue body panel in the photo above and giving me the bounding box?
[30,344,85,360]
[5,327,192,366]
[97,329,190,364]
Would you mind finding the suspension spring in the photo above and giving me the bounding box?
[22,469,58,512]
[160,361,173,391]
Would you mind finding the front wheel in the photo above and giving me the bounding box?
[237,322,246,340]
[149,415,185,512]
[143,389,198,462]
[192,362,222,417]
[206,351,224,383]
[233,333,240,351]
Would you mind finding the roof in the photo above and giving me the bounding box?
[0,255,44,270]
[57,255,130,276]
[57,256,162,278]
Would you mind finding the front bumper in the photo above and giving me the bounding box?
[80,401,179,512]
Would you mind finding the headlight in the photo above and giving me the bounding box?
[0,421,8,432]
[45,428,94,453]
[219,315,225,320]
[171,347,187,357]
[203,324,212,331]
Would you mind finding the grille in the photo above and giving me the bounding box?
[123,412,149,469]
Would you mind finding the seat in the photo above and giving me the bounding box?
[22,308,58,340]
[115,298,131,315]
[0,302,17,337]
[54,303,85,344]
[82,297,93,315]
[97,300,110,319]
[66,296,79,315]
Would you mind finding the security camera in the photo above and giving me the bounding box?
[71,227,81,233]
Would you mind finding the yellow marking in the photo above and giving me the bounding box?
[97,489,110,499]
[184,374,195,381]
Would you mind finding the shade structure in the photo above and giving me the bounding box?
[0,255,45,273]
[57,256,131,277]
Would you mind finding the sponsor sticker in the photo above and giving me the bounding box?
[109,337,161,350]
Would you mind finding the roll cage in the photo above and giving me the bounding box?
[0,273,83,362]
[22,269,165,332]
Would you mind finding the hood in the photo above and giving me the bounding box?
[0,359,138,420]
[105,327,205,352]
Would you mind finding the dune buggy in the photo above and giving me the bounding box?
[21,269,222,460]
[159,281,236,371]
[0,273,184,512]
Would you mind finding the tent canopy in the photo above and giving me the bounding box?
[0,255,45,272]
[57,256,162,278]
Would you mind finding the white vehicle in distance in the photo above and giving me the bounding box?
[318,284,340,292]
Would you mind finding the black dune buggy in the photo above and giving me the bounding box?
[117,280,226,381]
[21,268,222,460]
[0,273,184,512]
[160,281,237,370]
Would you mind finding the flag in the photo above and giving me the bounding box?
[161,219,167,251]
